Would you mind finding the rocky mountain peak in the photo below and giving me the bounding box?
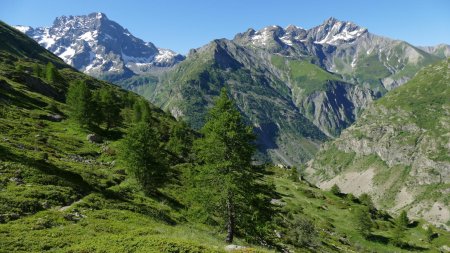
[14,12,184,80]
[310,17,368,45]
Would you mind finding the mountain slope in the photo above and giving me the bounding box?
[14,13,184,82]
[150,39,347,165]
[419,44,450,58]
[307,59,450,228]
[234,18,442,92]
[1,20,450,252]
[0,20,230,252]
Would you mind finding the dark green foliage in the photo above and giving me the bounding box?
[355,207,372,239]
[119,122,167,194]
[330,184,341,196]
[133,99,152,123]
[426,226,434,243]
[167,120,192,159]
[192,88,272,243]
[359,193,375,213]
[286,216,318,247]
[397,210,409,229]
[391,210,408,246]
[289,167,300,182]
[346,193,357,202]
[97,86,122,130]
[45,62,58,83]
[66,80,93,127]
[32,63,43,78]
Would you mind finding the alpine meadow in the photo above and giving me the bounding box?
[1,1,449,252]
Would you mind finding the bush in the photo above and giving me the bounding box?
[289,167,300,182]
[355,207,372,239]
[330,184,341,196]
[286,216,318,247]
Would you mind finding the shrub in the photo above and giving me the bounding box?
[286,216,318,247]
[330,184,341,196]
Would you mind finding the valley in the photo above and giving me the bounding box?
[1,6,449,253]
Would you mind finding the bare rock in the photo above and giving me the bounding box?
[225,245,246,251]
[87,134,102,143]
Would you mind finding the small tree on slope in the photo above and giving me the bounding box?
[193,88,258,243]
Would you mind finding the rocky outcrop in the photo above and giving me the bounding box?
[308,60,450,228]
[295,81,375,136]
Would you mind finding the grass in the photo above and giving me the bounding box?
[2,21,449,252]
[271,55,341,96]
[271,167,450,252]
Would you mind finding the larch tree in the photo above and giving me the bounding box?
[66,80,93,127]
[119,122,167,194]
[98,86,121,130]
[193,88,257,243]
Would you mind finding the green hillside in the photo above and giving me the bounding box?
[308,59,450,230]
[150,41,327,165]
[1,21,449,253]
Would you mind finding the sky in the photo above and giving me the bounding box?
[1,0,449,54]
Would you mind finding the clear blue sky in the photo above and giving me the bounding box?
[1,0,449,54]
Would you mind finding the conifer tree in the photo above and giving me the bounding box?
[355,207,372,239]
[45,62,58,83]
[98,86,121,130]
[426,226,434,243]
[167,121,192,158]
[330,184,341,196]
[193,88,259,243]
[66,80,93,127]
[120,122,167,194]
[133,99,152,123]
[391,210,409,246]
[32,63,42,78]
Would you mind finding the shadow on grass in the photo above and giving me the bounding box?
[99,188,178,225]
[367,234,390,244]
[17,153,94,194]
[407,220,419,228]
[398,243,428,251]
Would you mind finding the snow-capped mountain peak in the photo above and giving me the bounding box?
[14,12,184,79]
[311,17,368,45]
[235,17,367,48]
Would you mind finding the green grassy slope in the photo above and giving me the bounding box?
[309,59,450,229]
[1,21,449,253]
[0,22,251,252]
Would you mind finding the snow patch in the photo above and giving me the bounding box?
[155,49,177,63]
[14,25,32,34]
[59,47,76,62]
[279,36,293,46]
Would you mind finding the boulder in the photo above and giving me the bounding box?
[87,134,102,143]
[225,245,246,251]
[46,114,63,122]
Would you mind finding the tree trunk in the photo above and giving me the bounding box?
[225,195,235,243]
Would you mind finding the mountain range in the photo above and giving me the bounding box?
[14,13,449,165]
[1,9,450,251]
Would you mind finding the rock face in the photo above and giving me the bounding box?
[234,17,442,94]
[147,17,443,164]
[14,13,184,81]
[308,59,450,228]
[419,44,450,58]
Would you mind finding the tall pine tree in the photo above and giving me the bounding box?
[98,86,121,130]
[66,80,93,127]
[120,122,167,194]
[193,88,259,243]
[45,62,59,83]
